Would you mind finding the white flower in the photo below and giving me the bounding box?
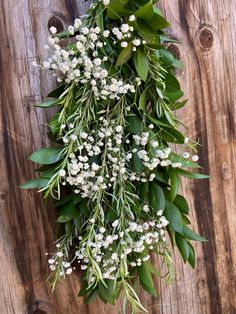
[43,61,51,69]
[129,15,136,22]
[157,210,163,216]
[103,0,110,6]
[111,253,118,260]
[56,252,64,257]
[70,134,78,141]
[121,41,128,48]
[103,30,110,37]
[74,18,82,28]
[192,155,199,162]
[143,205,149,213]
[99,227,106,233]
[121,24,130,33]
[48,259,55,264]
[112,220,119,227]
[183,152,190,159]
[50,26,57,34]
[66,268,73,275]
[149,124,154,129]
[81,27,89,35]
[132,39,141,46]
[68,26,75,35]
[184,137,189,144]
[59,169,66,177]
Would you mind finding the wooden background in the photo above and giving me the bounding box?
[0,0,235,313]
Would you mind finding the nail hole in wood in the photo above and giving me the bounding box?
[48,16,64,33]
[168,44,181,60]
[199,28,214,49]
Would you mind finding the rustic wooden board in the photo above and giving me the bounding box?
[0,0,235,313]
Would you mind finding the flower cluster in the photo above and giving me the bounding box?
[47,215,169,281]
[41,22,136,100]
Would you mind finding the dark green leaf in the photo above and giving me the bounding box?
[139,87,149,110]
[48,84,66,98]
[187,242,196,268]
[169,100,188,111]
[147,12,170,30]
[134,1,154,21]
[154,171,169,184]
[183,226,207,242]
[98,280,119,304]
[35,98,61,108]
[170,169,180,202]
[116,43,134,67]
[126,114,143,134]
[175,233,190,262]
[57,202,78,223]
[176,168,209,179]
[131,152,144,172]
[107,0,130,20]
[137,262,157,297]
[164,201,183,234]
[139,181,149,200]
[29,147,63,165]
[95,4,104,30]
[134,48,149,81]
[149,182,165,211]
[20,177,49,189]
[174,195,189,215]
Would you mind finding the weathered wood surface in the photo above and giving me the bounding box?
[0,0,235,313]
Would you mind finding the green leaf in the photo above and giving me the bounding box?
[169,100,188,111]
[164,201,183,234]
[137,262,157,297]
[126,114,143,134]
[176,168,209,179]
[175,233,190,262]
[154,171,168,184]
[29,147,63,165]
[149,182,165,212]
[169,152,200,168]
[48,112,60,135]
[139,87,149,110]
[131,152,144,173]
[107,0,130,20]
[116,43,134,67]
[147,12,170,30]
[187,242,196,268]
[174,195,189,215]
[98,280,119,304]
[35,98,61,108]
[134,1,154,21]
[139,181,149,200]
[95,4,104,30]
[20,177,49,189]
[136,19,160,45]
[57,202,78,223]
[134,48,149,81]
[161,126,185,144]
[48,84,66,98]
[170,169,181,202]
[159,49,174,65]
[183,226,207,242]
[85,287,99,304]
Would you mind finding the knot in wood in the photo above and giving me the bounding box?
[221,162,232,180]
[168,44,181,60]
[198,27,214,50]
[48,16,64,33]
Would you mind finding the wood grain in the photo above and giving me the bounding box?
[0,0,235,313]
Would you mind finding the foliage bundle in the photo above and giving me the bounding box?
[22,0,208,312]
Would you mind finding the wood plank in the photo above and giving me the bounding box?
[0,0,235,313]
